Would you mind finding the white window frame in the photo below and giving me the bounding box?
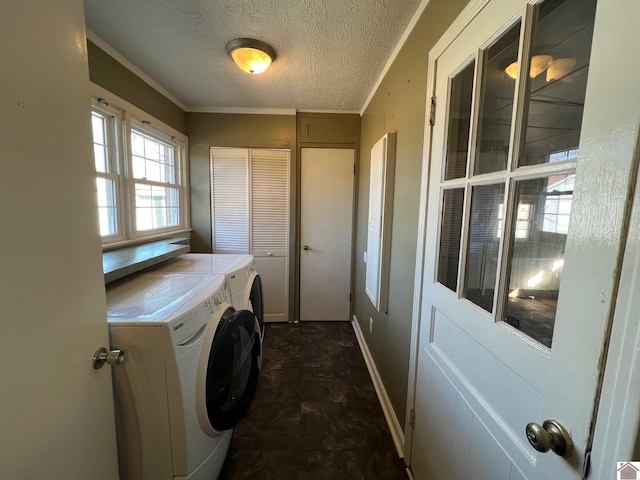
[91,84,190,247]
[91,98,126,243]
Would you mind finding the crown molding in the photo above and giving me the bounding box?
[187,106,297,115]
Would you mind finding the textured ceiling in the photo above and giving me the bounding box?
[83,0,423,112]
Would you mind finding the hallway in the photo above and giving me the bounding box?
[219,322,407,479]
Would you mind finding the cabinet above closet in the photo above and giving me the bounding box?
[297,113,359,145]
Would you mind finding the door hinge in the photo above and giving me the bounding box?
[353,164,356,175]
[429,97,436,127]
[350,293,352,302]
[409,408,416,427]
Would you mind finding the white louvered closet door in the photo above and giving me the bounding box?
[250,149,289,322]
[211,148,249,253]
[210,147,290,322]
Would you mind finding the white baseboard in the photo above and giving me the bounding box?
[351,315,405,458]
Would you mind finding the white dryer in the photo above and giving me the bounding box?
[107,272,261,480]
[152,254,264,341]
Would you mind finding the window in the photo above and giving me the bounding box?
[130,124,181,232]
[542,173,574,234]
[91,106,121,238]
[433,0,596,347]
[90,91,189,246]
[497,203,532,239]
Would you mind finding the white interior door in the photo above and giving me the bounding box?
[410,0,640,478]
[300,148,354,321]
[0,1,119,478]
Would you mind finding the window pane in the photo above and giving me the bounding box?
[91,113,105,145]
[135,184,179,232]
[144,137,160,160]
[135,184,152,207]
[503,176,573,347]
[94,144,107,173]
[98,207,118,237]
[96,177,117,236]
[136,207,153,231]
[131,129,177,185]
[464,183,505,312]
[132,155,145,179]
[437,188,465,291]
[444,61,475,180]
[131,132,145,157]
[474,22,520,175]
[160,144,172,163]
[146,160,161,182]
[519,0,597,167]
[91,113,108,173]
[167,207,180,227]
[541,173,574,234]
[163,163,176,184]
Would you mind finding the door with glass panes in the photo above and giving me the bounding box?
[410,0,639,478]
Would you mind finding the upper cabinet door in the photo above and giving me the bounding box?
[298,115,359,144]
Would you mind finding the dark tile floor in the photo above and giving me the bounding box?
[219,321,408,480]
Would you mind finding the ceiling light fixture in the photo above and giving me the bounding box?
[504,55,553,80]
[546,58,576,82]
[226,38,276,74]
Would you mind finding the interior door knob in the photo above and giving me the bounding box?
[303,245,310,251]
[525,419,573,457]
[92,347,125,369]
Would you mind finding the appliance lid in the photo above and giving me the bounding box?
[159,253,252,274]
[106,273,226,323]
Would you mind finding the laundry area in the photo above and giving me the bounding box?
[3,0,640,480]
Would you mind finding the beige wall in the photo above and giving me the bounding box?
[354,0,471,426]
[187,113,297,253]
[87,40,187,134]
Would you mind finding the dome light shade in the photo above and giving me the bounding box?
[546,58,576,82]
[226,38,276,74]
[505,55,553,79]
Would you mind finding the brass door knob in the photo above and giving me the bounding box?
[525,419,573,457]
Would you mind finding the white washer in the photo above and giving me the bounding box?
[107,272,261,480]
[152,254,264,341]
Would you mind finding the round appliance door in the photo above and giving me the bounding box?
[200,306,260,433]
[245,272,264,337]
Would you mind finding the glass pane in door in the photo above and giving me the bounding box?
[474,22,521,175]
[503,175,574,347]
[464,183,505,313]
[444,61,475,180]
[519,0,597,167]
[437,188,465,291]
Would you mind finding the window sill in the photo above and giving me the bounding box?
[103,237,190,284]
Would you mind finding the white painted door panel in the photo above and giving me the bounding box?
[0,2,119,479]
[410,0,640,478]
[254,256,288,322]
[300,148,354,321]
